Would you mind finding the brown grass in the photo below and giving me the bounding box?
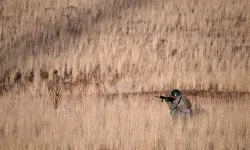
[0,0,250,149]
[0,0,250,92]
[0,89,249,150]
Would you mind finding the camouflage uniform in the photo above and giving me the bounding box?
[167,95,192,119]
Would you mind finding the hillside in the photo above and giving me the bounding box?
[0,0,250,95]
[0,0,250,149]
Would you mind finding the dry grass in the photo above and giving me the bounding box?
[0,0,250,149]
[0,89,249,150]
[0,0,250,92]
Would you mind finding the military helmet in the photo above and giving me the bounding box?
[171,89,182,97]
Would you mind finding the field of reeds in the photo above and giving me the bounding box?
[0,0,250,149]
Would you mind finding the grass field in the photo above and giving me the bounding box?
[0,0,250,149]
[0,89,249,149]
[1,0,250,92]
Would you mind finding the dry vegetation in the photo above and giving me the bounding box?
[0,90,249,149]
[0,0,250,149]
[0,0,250,92]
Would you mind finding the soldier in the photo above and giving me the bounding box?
[168,89,192,120]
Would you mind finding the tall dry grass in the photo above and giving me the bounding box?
[0,0,250,149]
[0,0,250,93]
[0,88,249,150]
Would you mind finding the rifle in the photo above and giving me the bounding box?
[155,96,175,103]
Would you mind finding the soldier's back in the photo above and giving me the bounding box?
[177,96,192,111]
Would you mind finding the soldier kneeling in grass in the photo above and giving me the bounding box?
[156,89,192,120]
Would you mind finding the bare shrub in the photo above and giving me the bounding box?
[47,70,62,109]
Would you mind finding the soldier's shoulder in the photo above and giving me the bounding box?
[181,95,189,100]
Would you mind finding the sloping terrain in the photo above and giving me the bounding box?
[0,1,250,149]
[0,0,250,95]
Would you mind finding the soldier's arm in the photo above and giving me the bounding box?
[170,99,179,110]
